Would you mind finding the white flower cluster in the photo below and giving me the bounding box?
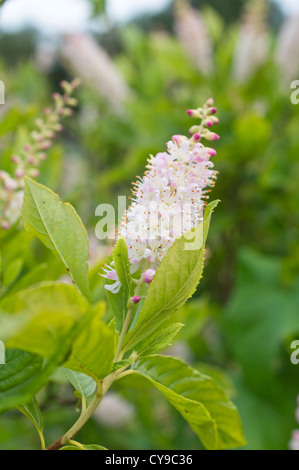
[119,137,216,265]
[103,99,219,294]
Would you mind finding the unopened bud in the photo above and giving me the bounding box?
[207,148,217,157]
[205,132,220,141]
[187,109,200,118]
[203,119,214,128]
[189,125,200,135]
[193,133,201,142]
[210,116,219,124]
[207,107,217,115]
[142,268,156,284]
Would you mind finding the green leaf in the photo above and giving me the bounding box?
[0,284,90,412]
[2,258,23,288]
[84,444,107,450]
[135,323,183,356]
[63,368,96,399]
[0,348,43,413]
[105,239,132,332]
[22,177,91,301]
[17,396,43,432]
[113,238,131,291]
[132,355,246,450]
[111,359,132,372]
[60,444,107,450]
[64,305,118,381]
[124,200,219,350]
[4,283,89,358]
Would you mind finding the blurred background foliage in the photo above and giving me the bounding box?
[0,0,299,450]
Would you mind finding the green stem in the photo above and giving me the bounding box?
[114,261,150,362]
[114,307,134,361]
[68,440,86,450]
[38,429,46,451]
[46,373,116,450]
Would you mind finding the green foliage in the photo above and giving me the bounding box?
[135,323,184,356]
[132,355,246,450]
[105,238,132,332]
[62,369,97,400]
[64,306,118,382]
[0,1,297,450]
[17,396,43,434]
[22,178,91,301]
[0,283,89,413]
[0,349,43,413]
[4,283,88,357]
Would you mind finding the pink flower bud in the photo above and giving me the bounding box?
[187,109,201,118]
[207,148,217,157]
[208,107,217,115]
[205,132,220,141]
[204,119,214,128]
[211,116,219,124]
[193,133,201,142]
[206,98,214,106]
[131,296,141,304]
[142,268,156,284]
